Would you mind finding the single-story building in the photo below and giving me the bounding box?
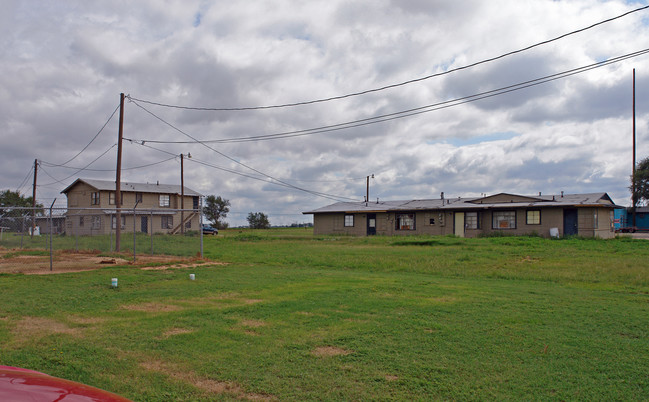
[62,178,202,235]
[304,192,617,238]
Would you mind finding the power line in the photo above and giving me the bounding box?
[40,155,177,172]
[126,4,649,111]
[125,47,649,145]
[44,103,120,168]
[128,100,359,202]
[39,144,117,187]
[15,165,34,194]
[128,139,357,202]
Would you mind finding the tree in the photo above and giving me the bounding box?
[630,157,649,206]
[0,190,43,218]
[203,195,230,229]
[247,212,270,229]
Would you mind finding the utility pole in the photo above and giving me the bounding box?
[180,153,191,235]
[31,158,37,238]
[180,153,185,234]
[366,174,374,205]
[632,69,637,228]
[115,93,125,252]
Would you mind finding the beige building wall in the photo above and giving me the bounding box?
[64,184,200,236]
[312,206,615,238]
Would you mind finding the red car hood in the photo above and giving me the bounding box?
[0,365,131,401]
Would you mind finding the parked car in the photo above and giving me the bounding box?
[0,365,131,401]
[202,224,218,235]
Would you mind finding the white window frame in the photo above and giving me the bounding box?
[344,214,354,227]
[159,194,170,207]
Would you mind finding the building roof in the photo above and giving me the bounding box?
[61,178,202,197]
[303,192,615,214]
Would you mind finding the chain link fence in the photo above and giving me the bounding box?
[0,206,204,273]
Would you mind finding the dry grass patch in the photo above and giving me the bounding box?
[140,359,274,400]
[159,328,195,339]
[10,317,82,345]
[121,302,183,313]
[311,346,353,357]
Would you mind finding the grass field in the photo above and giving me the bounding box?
[0,229,648,400]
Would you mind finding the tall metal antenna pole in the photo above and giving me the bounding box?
[115,93,125,252]
[633,69,637,228]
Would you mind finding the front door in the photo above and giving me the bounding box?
[563,209,578,236]
[367,214,376,236]
[454,212,465,237]
[141,216,148,234]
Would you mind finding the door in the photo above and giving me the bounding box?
[367,214,376,235]
[141,216,148,234]
[563,209,578,236]
[454,212,465,237]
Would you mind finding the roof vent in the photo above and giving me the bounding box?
[441,192,444,200]
[561,191,564,198]
[539,192,542,196]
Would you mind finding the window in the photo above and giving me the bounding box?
[193,196,199,210]
[79,216,84,227]
[111,215,126,229]
[159,194,170,207]
[136,192,143,203]
[429,218,436,225]
[465,212,479,229]
[161,216,173,229]
[91,216,101,230]
[526,210,541,225]
[91,192,100,205]
[593,210,598,228]
[344,214,354,227]
[493,211,516,229]
[396,213,415,230]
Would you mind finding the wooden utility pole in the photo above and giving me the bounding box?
[180,153,185,234]
[31,159,37,238]
[366,174,374,204]
[115,93,125,251]
[633,69,637,228]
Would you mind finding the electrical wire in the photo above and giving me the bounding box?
[128,140,358,202]
[126,47,649,145]
[15,165,34,194]
[128,100,360,201]
[43,103,120,168]
[41,155,178,172]
[126,4,649,111]
[39,144,117,187]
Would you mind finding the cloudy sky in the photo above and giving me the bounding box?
[2,0,649,226]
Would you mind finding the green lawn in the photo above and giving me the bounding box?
[1,229,648,400]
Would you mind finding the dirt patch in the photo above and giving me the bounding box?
[385,374,399,381]
[311,346,353,357]
[0,247,221,275]
[121,302,183,313]
[140,359,273,400]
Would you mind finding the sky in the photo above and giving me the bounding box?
[1,0,649,227]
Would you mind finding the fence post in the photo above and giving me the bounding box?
[150,210,154,255]
[49,199,56,272]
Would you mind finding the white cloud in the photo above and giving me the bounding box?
[1,0,648,226]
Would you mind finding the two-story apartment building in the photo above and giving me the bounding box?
[61,178,202,235]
